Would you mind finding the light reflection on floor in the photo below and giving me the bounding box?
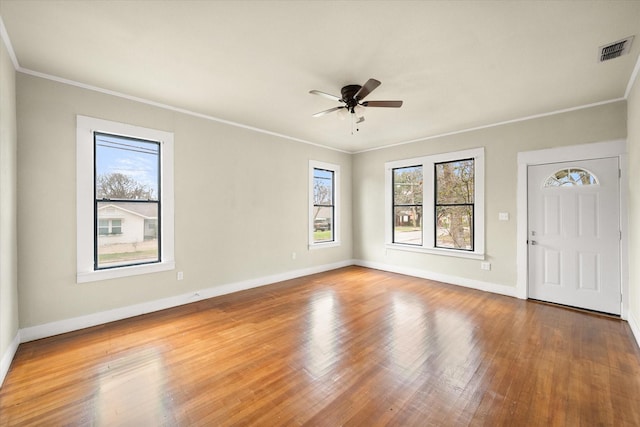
[388,291,479,404]
[389,292,428,377]
[432,308,479,390]
[305,291,339,380]
[95,347,171,425]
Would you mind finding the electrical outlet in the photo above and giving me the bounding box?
[480,262,491,271]
[177,271,184,280]
[499,212,509,221]
[292,252,297,260]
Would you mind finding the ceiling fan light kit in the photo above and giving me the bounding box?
[309,78,403,132]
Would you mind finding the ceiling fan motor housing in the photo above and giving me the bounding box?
[341,85,362,111]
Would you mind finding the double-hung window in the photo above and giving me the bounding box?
[309,160,340,248]
[94,132,161,269]
[435,159,474,250]
[392,165,423,245]
[77,116,175,283]
[386,148,484,259]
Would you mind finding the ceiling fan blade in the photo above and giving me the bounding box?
[354,78,381,101]
[361,100,403,108]
[309,90,342,102]
[312,106,345,117]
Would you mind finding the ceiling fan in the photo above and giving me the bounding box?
[309,78,403,124]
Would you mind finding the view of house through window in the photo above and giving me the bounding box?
[435,159,474,250]
[95,133,161,269]
[393,166,423,245]
[312,168,334,243]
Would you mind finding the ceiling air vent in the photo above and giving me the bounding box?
[599,36,634,62]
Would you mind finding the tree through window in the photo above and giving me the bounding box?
[435,159,474,250]
[385,148,484,258]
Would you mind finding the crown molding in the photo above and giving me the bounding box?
[353,97,626,154]
[0,15,19,69]
[18,67,350,154]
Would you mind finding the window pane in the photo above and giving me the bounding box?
[95,133,160,201]
[96,201,159,268]
[313,206,333,243]
[544,168,598,187]
[393,166,423,204]
[314,168,333,205]
[436,205,473,250]
[435,160,474,204]
[394,206,422,245]
[111,219,122,235]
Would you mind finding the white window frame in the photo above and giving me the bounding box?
[385,147,485,260]
[309,160,340,249]
[76,115,175,283]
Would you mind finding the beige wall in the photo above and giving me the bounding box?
[0,39,19,363]
[628,70,640,328]
[16,73,352,328]
[352,101,627,289]
[10,68,638,340]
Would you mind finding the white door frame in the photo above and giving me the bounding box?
[516,139,629,318]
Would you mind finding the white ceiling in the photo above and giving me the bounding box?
[2,1,639,153]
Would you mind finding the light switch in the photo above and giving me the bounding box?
[498,212,509,221]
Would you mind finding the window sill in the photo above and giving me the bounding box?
[309,241,341,250]
[77,260,175,284]
[385,243,484,260]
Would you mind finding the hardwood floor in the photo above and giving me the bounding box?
[1,266,640,426]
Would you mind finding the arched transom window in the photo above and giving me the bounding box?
[543,168,599,188]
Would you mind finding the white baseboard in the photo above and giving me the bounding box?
[354,259,518,298]
[0,331,20,387]
[20,259,354,343]
[629,310,640,350]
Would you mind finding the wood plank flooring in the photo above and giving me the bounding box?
[1,266,640,426]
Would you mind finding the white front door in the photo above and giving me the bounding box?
[528,157,621,315]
